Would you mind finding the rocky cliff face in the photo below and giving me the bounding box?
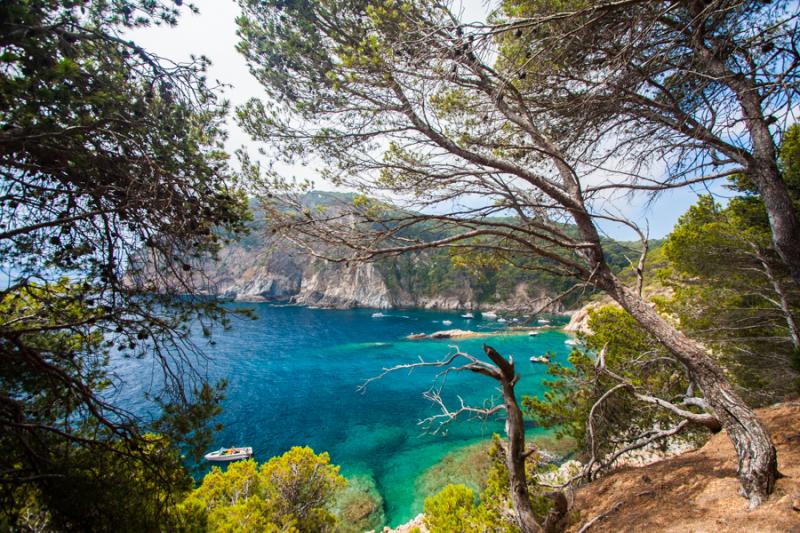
[188,192,642,311]
[198,237,568,312]
[295,260,393,309]
[201,243,300,300]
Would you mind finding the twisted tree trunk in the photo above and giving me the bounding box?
[504,379,541,533]
[597,269,778,508]
[484,345,542,533]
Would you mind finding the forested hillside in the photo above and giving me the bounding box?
[203,191,643,311]
[4,0,800,532]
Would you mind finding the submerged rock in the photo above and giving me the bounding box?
[335,474,386,533]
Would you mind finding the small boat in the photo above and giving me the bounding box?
[483,311,498,319]
[205,446,253,462]
[528,331,539,337]
[530,356,549,363]
[565,339,578,346]
[537,318,550,324]
[497,318,507,323]
[511,318,519,322]
[371,312,385,318]
[461,313,474,319]
[442,320,453,326]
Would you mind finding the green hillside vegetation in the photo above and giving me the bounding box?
[4,0,800,531]
[241,191,645,309]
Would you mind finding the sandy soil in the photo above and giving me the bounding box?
[568,400,800,533]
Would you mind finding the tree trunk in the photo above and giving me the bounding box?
[597,270,778,508]
[691,31,800,287]
[749,164,800,288]
[754,246,800,350]
[502,380,542,533]
[484,345,543,533]
[727,71,800,287]
[542,491,569,533]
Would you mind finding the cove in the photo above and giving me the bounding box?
[117,303,572,527]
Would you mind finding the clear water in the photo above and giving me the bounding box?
[116,304,572,527]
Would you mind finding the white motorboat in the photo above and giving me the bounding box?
[530,356,549,363]
[528,331,539,336]
[442,320,453,326]
[483,311,498,319]
[371,312,385,318]
[461,313,474,319]
[497,318,507,323]
[537,318,550,324]
[205,446,253,462]
[565,339,578,346]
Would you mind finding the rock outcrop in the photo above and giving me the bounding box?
[191,193,580,310]
[377,513,427,533]
[294,261,393,309]
[563,300,610,335]
[198,239,569,311]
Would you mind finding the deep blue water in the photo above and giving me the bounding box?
[115,304,572,526]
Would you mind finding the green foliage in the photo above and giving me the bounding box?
[659,191,799,402]
[0,0,250,527]
[525,306,703,460]
[423,484,482,532]
[422,435,562,532]
[779,124,800,203]
[373,231,629,308]
[0,283,206,531]
[180,447,346,532]
[1,433,194,532]
[423,481,516,533]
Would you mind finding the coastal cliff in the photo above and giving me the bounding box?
[201,240,569,311]
[194,192,638,311]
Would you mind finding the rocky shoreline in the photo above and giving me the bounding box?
[406,326,559,340]
[369,408,705,533]
[196,236,574,313]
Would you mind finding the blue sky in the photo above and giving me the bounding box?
[130,0,722,241]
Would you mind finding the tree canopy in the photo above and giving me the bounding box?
[179,447,346,532]
[237,0,781,509]
[0,0,249,527]
[499,0,800,285]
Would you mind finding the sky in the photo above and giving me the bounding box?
[129,0,722,241]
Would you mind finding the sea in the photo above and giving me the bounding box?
[115,303,573,527]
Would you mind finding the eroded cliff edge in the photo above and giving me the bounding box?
[201,239,566,311]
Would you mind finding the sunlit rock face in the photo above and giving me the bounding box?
[192,193,572,311]
[294,260,393,309]
[199,239,568,311]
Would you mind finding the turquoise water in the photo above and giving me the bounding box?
[120,304,572,527]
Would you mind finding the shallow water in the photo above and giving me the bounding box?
[117,304,572,527]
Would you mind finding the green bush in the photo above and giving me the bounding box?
[179,447,346,532]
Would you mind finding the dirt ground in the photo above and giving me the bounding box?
[568,401,800,533]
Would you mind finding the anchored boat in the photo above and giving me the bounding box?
[204,446,253,462]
